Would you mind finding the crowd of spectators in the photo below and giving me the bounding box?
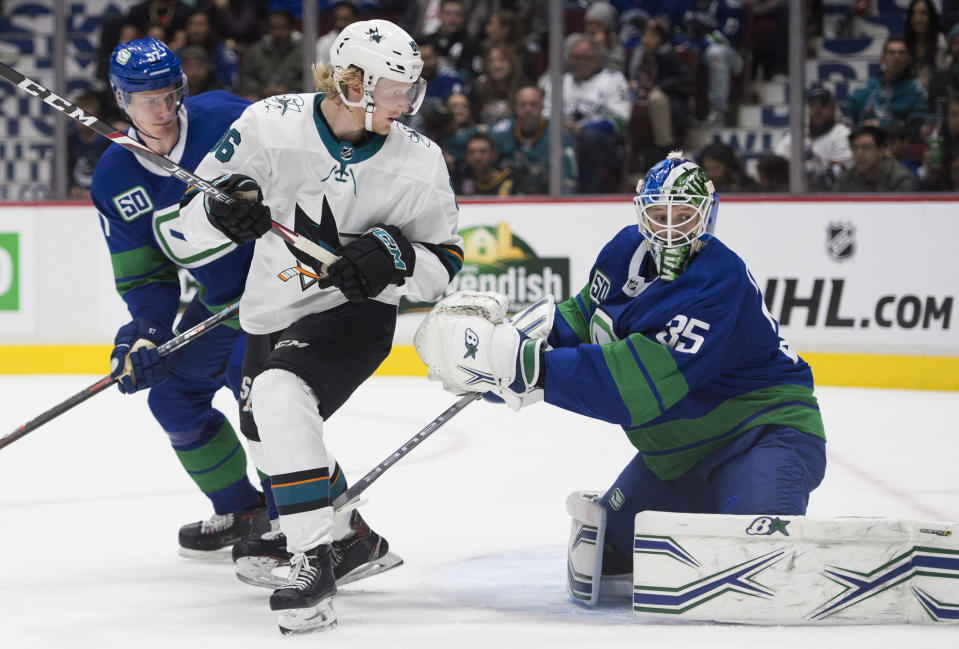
[67,0,959,197]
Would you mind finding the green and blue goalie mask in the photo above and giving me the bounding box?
[633,152,719,281]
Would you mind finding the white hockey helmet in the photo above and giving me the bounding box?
[330,19,426,131]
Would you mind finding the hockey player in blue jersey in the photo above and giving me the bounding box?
[416,151,827,596]
[90,37,275,557]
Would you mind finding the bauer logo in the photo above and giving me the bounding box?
[399,222,570,314]
[0,233,19,311]
[745,516,790,536]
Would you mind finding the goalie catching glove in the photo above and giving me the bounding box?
[203,174,272,244]
[109,318,173,394]
[318,223,415,302]
[414,291,553,410]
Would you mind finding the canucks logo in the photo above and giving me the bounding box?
[367,26,384,43]
[463,327,479,359]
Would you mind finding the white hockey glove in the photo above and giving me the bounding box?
[415,291,549,411]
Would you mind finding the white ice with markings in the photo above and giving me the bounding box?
[1,376,957,648]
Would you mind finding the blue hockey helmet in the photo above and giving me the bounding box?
[633,151,719,280]
[109,37,187,111]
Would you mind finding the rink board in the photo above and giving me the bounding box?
[0,197,957,389]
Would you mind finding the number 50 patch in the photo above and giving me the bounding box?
[111,186,153,221]
[655,314,710,353]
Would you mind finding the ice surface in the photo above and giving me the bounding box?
[1,377,956,648]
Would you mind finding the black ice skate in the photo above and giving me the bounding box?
[233,518,292,588]
[331,510,404,585]
[270,545,337,635]
[233,510,403,588]
[178,493,270,560]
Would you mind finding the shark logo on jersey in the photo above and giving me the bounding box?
[276,198,342,291]
[263,95,304,115]
[396,122,430,147]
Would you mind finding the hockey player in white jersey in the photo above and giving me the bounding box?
[179,19,463,634]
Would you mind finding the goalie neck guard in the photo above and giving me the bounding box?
[633,151,719,281]
[330,19,426,132]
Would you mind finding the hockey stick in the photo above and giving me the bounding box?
[332,392,481,511]
[0,62,339,271]
[0,303,240,450]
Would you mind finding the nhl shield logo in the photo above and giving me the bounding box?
[826,222,855,262]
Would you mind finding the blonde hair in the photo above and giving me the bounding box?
[312,62,364,100]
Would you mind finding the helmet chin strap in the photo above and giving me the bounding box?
[364,101,375,132]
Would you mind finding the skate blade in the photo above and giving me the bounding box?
[178,546,234,562]
[235,556,289,589]
[338,551,404,586]
[277,598,337,635]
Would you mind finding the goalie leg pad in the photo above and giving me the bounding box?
[566,491,608,606]
[632,511,959,625]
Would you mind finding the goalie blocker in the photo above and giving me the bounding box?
[567,496,959,625]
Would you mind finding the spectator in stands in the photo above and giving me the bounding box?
[315,1,358,66]
[774,85,852,191]
[584,1,626,74]
[921,89,959,188]
[847,37,930,143]
[489,85,578,194]
[943,153,959,189]
[67,91,112,198]
[677,0,746,125]
[180,45,223,95]
[699,141,758,192]
[455,132,518,196]
[544,33,631,193]
[883,121,921,177]
[905,0,948,87]
[470,44,526,125]
[125,0,191,44]
[835,125,919,192]
[181,10,239,91]
[929,23,959,108]
[410,39,466,134]
[208,0,267,48]
[756,153,790,192]
[237,10,303,101]
[748,0,788,80]
[431,0,485,79]
[627,15,694,155]
[440,92,484,173]
[484,9,539,81]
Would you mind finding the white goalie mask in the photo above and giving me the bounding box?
[633,152,719,281]
[329,19,426,132]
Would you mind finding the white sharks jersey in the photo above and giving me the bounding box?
[180,93,463,335]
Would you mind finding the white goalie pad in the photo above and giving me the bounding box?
[632,511,959,625]
[566,491,607,606]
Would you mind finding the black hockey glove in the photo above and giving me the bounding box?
[204,174,272,244]
[318,224,415,302]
